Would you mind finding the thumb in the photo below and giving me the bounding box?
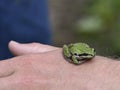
[8,41,59,56]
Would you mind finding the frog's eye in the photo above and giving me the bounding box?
[93,49,96,52]
[74,53,78,56]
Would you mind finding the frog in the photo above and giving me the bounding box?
[63,43,96,65]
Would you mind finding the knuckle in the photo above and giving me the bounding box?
[31,42,40,46]
[15,74,52,89]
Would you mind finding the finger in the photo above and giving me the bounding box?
[0,60,15,78]
[8,41,59,56]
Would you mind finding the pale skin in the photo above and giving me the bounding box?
[0,41,120,90]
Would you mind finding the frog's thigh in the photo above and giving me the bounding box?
[63,45,71,57]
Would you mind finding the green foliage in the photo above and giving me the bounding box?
[74,0,120,56]
[75,16,104,33]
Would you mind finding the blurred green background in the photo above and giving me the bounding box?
[49,0,120,57]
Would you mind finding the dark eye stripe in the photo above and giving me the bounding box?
[79,53,89,56]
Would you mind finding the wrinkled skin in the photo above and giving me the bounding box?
[0,41,120,90]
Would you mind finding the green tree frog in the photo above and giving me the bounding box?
[63,43,96,65]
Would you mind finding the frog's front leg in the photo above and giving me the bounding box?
[72,55,85,64]
[63,45,71,57]
[72,55,79,64]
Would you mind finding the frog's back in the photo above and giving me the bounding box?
[69,43,92,54]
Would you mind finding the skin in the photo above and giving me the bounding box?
[0,41,120,90]
[63,43,95,64]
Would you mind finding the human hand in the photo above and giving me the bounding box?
[0,41,120,90]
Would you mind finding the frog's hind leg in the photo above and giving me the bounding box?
[63,45,71,57]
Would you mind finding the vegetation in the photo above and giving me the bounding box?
[50,0,120,57]
[74,0,120,57]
